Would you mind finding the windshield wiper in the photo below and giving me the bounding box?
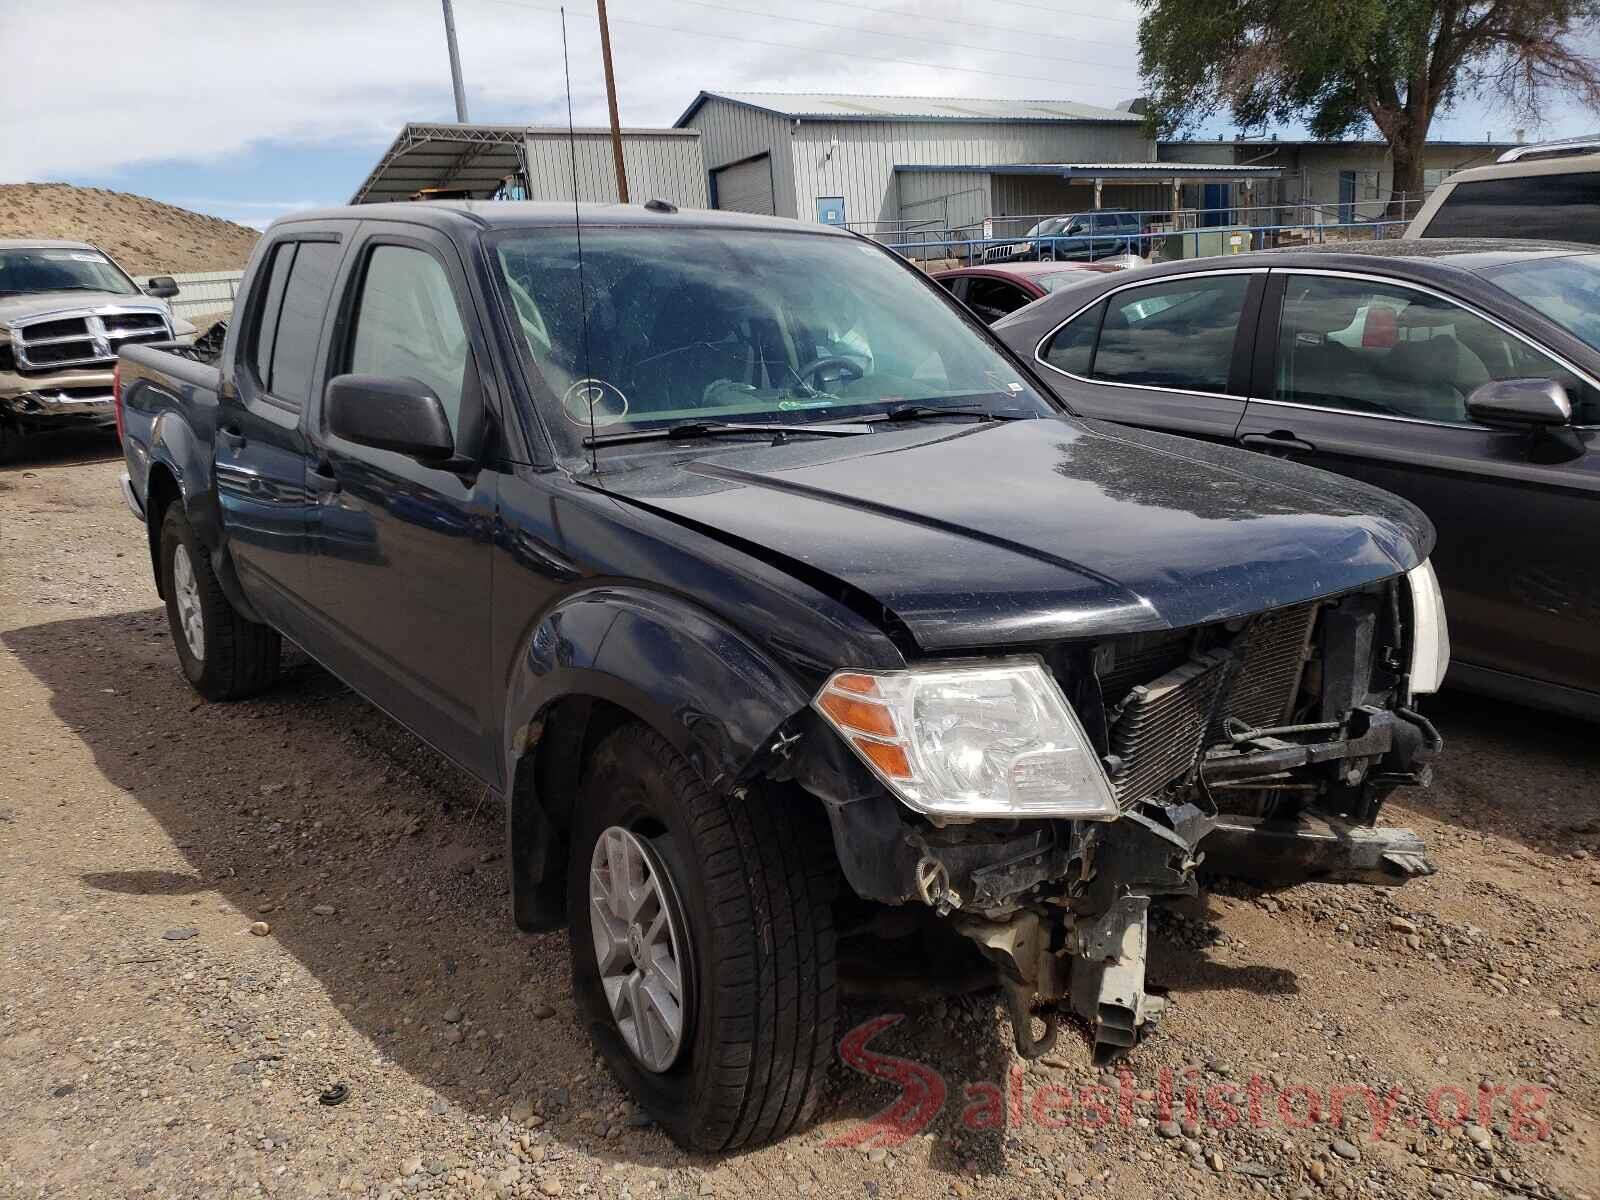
[865,402,1037,424]
[583,419,869,448]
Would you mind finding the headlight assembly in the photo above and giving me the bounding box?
[1405,559,1450,696]
[812,656,1119,821]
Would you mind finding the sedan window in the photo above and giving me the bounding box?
[1092,275,1250,393]
[1275,274,1600,425]
[964,277,1033,323]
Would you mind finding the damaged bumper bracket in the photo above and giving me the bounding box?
[1199,814,1436,888]
[1069,893,1163,1057]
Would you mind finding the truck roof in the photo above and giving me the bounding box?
[0,238,102,251]
[272,200,853,238]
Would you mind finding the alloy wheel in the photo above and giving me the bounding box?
[588,826,689,1072]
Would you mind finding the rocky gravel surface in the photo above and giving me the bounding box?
[2,447,1598,1200]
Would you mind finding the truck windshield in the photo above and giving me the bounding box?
[0,247,138,297]
[1482,252,1600,355]
[489,227,1053,445]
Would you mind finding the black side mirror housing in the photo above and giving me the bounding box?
[1467,378,1572,427]
[326,374,455,462]
[145,275,179,299]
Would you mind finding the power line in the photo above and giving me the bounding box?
[658,0,1135,72]
[477,0,1146,90]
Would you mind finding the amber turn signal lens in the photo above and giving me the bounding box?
[816,691,897,738]
[852,737,912,780]
[829,673,880,696]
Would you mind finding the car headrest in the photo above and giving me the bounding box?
[1285,292,1360,335]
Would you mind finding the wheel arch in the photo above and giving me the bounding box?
[501,587,819,931]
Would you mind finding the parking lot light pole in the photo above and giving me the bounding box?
[441,0,470,123]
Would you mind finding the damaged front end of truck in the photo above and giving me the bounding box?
[790,564,1447,1061]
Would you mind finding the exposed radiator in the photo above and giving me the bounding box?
[1107,603,1318,807]
[1109,650,1231,808]
[1210,603,1318,738]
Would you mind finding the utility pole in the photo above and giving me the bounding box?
[596,0,629,202]
[441,0,470,123]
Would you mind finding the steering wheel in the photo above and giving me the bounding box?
[796,355,865,392]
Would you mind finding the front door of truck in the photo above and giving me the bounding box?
[298,223,499,778]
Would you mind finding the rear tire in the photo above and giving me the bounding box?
[159,503,280,700]
[568,723,839,1151]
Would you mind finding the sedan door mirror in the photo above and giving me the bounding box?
[326,374,455,462]
[144,275,179,298]
[1467,378,1572,427]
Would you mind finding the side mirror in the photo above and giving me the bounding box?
[326,374,455,462]
[1467,378,1572,427]
[144,275,179,299]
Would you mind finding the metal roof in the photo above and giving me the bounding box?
[353,124,531,204]
[352,123,700,205]
[676,91,1140,126]
[1158,137,1516,150]
[895,162,1282,179]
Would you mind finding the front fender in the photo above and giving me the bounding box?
[503,585,813,793]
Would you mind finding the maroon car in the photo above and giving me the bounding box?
[931,260,1129,324]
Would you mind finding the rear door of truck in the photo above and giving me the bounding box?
[217,223,350,634]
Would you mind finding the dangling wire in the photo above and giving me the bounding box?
[561,7,598,477]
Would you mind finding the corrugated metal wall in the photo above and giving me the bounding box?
[896,171,991,231]
[521,132,708,207]
[789,118,1153,228]
[679,102,799,218]
[989,175,1171,217]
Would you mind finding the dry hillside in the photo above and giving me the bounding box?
[0,182,258,274]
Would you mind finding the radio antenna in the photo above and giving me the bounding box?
[561,6,598,476]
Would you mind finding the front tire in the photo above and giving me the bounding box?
[569,723,839,1151]
[159,504,281,700]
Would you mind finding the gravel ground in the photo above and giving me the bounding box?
[2,441,1598,1200]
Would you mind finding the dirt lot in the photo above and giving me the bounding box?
[2,443,1598,1200]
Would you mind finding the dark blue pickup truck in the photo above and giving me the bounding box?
[117,200,1447,1149]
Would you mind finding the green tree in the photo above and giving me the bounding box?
[1136,0,1600,217]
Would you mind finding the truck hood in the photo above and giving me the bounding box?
[0,291,164,325]
[602,416,1434,651]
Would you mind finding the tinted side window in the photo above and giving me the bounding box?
[1093,275,1250,392]
[964,277,1031,324]
[266,241,342,407]
[1423,173,1600,244]
[1040,298,1104,375]
[249,243,295,389]
[1275,273,1600,424]
[346,246,470,435]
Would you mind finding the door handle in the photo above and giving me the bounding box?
[1240,431,1316,455]
[309,460,341,495]
[218,425,246,450]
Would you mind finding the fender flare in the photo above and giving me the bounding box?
[500,585,816,930]
[502,585,813,792]
[144,410,263,623]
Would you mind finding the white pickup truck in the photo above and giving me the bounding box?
[0,239,196,461]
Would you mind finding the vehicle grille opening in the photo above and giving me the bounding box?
[1105,602,1318,807]
[10,308,171,371]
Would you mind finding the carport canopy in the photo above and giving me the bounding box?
[352,123,529,204]
[895,162,1282,183]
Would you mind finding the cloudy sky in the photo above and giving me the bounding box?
[1,0,1594,229]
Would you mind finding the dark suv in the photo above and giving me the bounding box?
[117,201,1447,1151]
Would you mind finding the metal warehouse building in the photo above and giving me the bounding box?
[352,122,707,207]
[673,91,1277,235]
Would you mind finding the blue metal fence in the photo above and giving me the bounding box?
[886,219,1410,266]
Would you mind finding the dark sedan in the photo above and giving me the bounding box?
[994,239,1600,719]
